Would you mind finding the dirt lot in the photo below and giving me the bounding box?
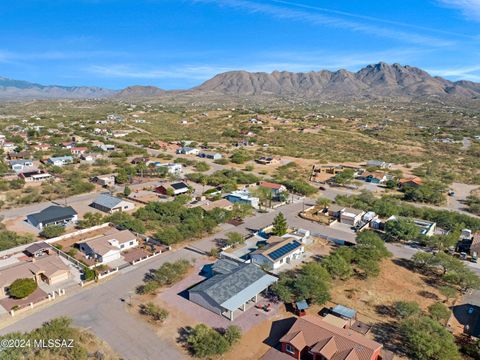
[325,259,446,323]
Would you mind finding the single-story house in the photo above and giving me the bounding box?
[258,181,287,198]
[61,141,76,149]
[399,176,422,188]
[19,169,53,183]
[9,159,34,173]
[151,162,182,175]
[90,194,135,214]
[31,143,51,151]
[77,229,138,265]
[225,189,259,209]
[265,315,382,360]
[360,171,388,184]
[47,156,73,167]
[189,260,278,321]
[0,255,70,298]
[131,157,150,164]
[199,199,234,212]
[255,157,279,165]
[327,204,345,218]
[2,142,16,153]
[176,147,200,155]
[199,152,222,160]
[366,160,392,169]
[24,242,52,258]
[27,205,78,230]
[91,174,116,187]
[340,207,365,226]
[250,236,305,270]
[155,182,190,196]
[70,147,88,156]
[386,216,436,237]
[7,151,31,160]
[469,233,480,256]
[100,144,115,151]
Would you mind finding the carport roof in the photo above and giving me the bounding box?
[189,263,278,311]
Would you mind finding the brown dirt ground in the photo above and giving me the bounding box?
[321,259,450,323]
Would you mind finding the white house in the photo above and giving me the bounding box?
[77,229,138,265]
[47,156,73,166]
[250,236,305,270]
[90,194,135,214]
[176,147,200,155]
[9,159,34,173]
[152,162,182,176]
[340,207,365,226]
[225,189,259,209]
[100,144,115,151]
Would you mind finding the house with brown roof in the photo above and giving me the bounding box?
[77,229,138,265]
[259,181,287,199]
[199,199,233,212]
[399,176,422,189]
[262,315,383,360]
[0,255,70,298]
[251,236,305,270]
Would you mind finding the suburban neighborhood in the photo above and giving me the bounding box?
[0,1,480,359]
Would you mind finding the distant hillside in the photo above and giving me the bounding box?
[114,85,166,99]
[194,63,480,99]
[2,63,480,101]
[0,76,116,100]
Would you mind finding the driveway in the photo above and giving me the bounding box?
[0,248,201,360]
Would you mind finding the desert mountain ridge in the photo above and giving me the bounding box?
[1,62,479,100]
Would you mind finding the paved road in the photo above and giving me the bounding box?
[0,247,201,360]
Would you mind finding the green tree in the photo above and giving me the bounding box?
[224,325,242,345]
[272,212,288,236]
[439,285,457,302]
[316,197,331,208]
[225,232,245,247]
[40,225,65,239]
[187,324,231,358]
[77,212,105,229]
[293,262,331,305]
[394,301,421,318]
[400,316,461,360]
[139,302,169,322]
[332,169,355,186]
[9,278,37,299]
[322,253,353,280]
[385,218,421,242]
[123,185,132,197]
[428,303,451,324]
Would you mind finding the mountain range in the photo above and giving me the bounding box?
[1,63,480,100]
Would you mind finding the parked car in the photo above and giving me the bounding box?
[319,186,326,191]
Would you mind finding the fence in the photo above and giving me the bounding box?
[45,222,111,244]
[131,251,162,265]
[9,289,66,317]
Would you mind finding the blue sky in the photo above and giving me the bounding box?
[1,0,480,89]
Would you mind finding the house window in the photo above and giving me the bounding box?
[120,244,124,249]
[129,241,134,245]
[285,344,295,354]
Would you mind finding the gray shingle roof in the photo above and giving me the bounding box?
[189,262,272,306]
[92,194,123,209]
[27,206,77,227]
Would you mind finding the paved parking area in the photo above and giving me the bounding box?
[158,259,280,332]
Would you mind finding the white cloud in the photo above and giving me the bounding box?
[194,0,454,46]
[437,0,480,21]
[87,64,235,79]
[427,64,480,81]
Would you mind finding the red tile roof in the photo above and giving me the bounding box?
[259,181,283,190]
[279,316,382,360]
